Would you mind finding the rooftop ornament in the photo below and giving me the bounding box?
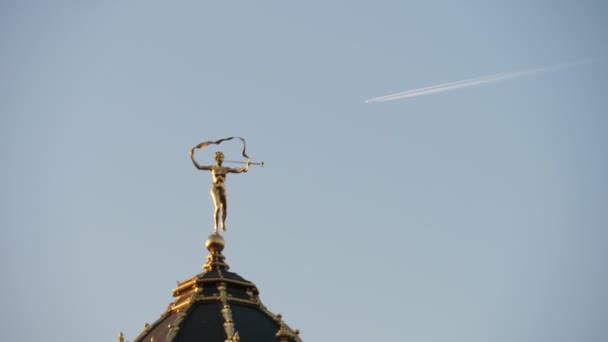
[189,136,263,234]
[119,138,302,342]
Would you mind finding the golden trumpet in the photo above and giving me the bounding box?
[224,160,264,167]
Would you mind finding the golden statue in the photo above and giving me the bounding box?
[190,137,262,233]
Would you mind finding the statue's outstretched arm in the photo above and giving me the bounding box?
[227,159,250,174]
[190,148,213,171]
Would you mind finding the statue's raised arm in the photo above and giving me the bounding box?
[190,147,213,171]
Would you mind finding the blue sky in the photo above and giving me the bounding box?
[1,1,607,341]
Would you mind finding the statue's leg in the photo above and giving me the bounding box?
[219,190,227,232]
[211,186,221,233]
[214,207,220,234]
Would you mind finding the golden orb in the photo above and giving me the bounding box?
[205,233,225,252]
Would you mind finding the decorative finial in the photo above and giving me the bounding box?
[116,332,124,342]
[205,232,225,252]
[203,232,229,272]
[190,136,262,234]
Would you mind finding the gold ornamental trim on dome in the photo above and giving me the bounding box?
[218,282,240,342]
[276,320,300,342]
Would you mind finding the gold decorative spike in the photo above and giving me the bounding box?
[190,136,261,234]
[217,283,240,341]
[117,332,124,342]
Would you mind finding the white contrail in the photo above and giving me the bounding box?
[365,59,591,103]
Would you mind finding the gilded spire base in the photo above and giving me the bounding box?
[203,233,230,272]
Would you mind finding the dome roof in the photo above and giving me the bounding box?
[127,233,302,342]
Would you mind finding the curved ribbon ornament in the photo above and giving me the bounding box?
[193,136,250,163]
